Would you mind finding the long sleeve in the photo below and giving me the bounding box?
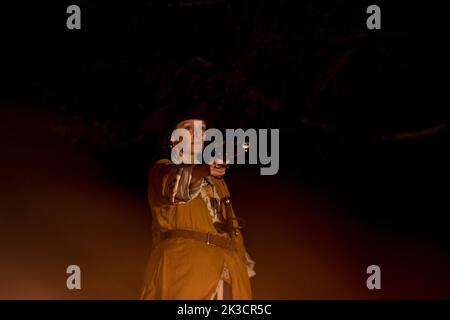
[149,159,203,205]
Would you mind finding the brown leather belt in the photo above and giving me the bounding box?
[161,229,237,251]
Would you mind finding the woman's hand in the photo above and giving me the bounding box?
[191,163,227,183]
[209,163,227,178]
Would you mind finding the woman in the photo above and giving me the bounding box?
[140,118,255,300]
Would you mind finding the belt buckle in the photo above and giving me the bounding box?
[206,232,216,247]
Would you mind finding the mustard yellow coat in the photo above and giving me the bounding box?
[140,159,253,300]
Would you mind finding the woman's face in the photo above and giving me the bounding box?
[175,119,206,156]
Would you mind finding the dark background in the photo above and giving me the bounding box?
[1,0,449,299]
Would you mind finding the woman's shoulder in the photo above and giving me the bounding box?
[148,158,173,176]
[153,158,173,166]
